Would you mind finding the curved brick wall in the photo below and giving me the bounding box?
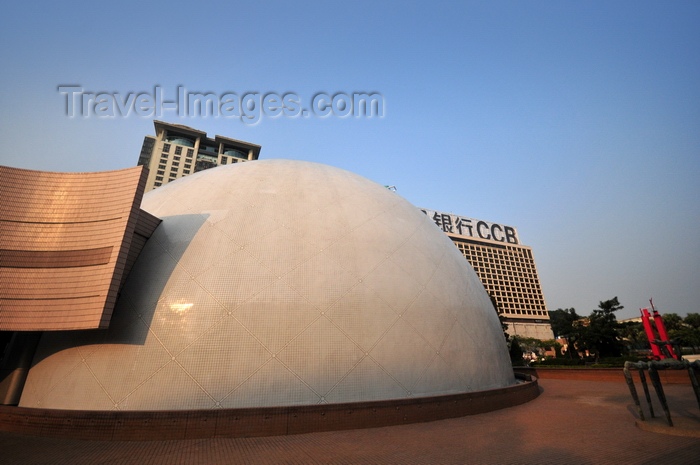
[0,374,539,440]
[0,165,156,330]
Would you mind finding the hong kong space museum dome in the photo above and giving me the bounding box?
[20,159,515,411]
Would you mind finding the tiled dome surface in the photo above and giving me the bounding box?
[20,160,514,410]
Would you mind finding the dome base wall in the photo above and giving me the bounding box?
[0,374,537,441]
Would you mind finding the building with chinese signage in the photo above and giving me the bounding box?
[421,209,553,340]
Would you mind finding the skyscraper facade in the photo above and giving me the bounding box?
[137,120,261,190]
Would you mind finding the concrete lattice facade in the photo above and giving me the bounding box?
[138,120,261,191]
[422,209,553,340]
[454,240,553,340]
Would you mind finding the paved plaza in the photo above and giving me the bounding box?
[1,378,698,465]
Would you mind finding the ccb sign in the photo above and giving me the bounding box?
[421,209,519,245]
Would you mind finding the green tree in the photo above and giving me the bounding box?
[617,320,647,353]
[509,336,524,364]
[518,337,543,357]
[549,308,582,359]
[684,313,700,329]
[541,339,563,358]
[672,326,700,354]
[549,308,581,338]
[671,314,700,354]
[579,297,624,359]
[660,312,683,332]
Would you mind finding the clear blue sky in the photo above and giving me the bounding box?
[1,1,698,319]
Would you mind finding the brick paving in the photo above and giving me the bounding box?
[1,378,698,465]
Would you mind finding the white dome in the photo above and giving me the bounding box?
[20,160,514,410]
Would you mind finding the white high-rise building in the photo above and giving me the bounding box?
[137,120,261,190]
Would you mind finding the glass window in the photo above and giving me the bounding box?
[165,135,195,147]
[223,147,247,159]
